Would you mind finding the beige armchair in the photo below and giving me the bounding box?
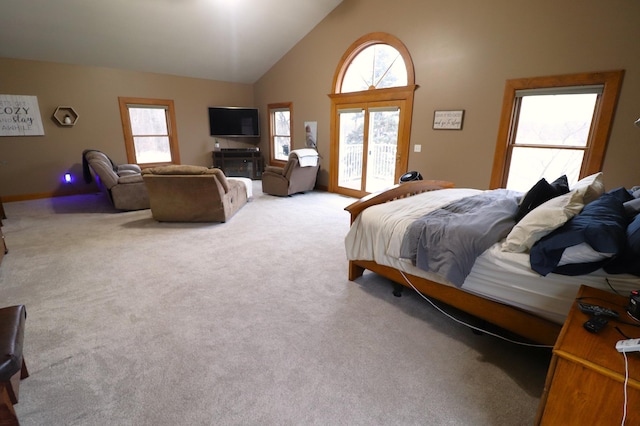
[261,149,319,196]
[142,165,247,222]
[82,149,150,211]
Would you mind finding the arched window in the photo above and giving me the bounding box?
[340,44,408,92]
[329,33,417,198]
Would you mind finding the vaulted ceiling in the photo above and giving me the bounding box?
[0,0,343,84]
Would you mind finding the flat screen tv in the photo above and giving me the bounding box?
[208,107,260,137]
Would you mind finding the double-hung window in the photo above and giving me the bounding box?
[118,97,181,166]
[268,102,292,165]
[504,86,600,191]
[491,71,624,191]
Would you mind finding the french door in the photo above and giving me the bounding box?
[333,100,407,198]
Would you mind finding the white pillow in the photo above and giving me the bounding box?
[502,172,605,253]
[572,172,605,205]
[502,191,584,252]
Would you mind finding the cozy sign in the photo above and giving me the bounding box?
[0,95,45,136]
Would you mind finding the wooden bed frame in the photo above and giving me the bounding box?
[344,180,562,346]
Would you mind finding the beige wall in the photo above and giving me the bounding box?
[0,58,255,199]
[254,0,640,190]
[2,0,639,200]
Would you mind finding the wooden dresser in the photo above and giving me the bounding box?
[536,285,640,425]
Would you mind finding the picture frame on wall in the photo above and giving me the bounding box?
[305,121,317,148]
[433,110,464,130]
[0,95,45,136]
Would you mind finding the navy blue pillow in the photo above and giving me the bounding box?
[530,189,628,276]
[604,212,640,276]
[607,186,634,204]
[515,175,569,222]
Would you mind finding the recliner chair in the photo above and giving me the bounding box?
[261,149,319,196]
[82,150,150,211]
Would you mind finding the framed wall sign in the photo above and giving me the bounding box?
[433,110,464,130]
[0,95,45,136]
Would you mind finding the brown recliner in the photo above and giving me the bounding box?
[82,150,150,211]
[142,165,247,222]
[261,149,319,196]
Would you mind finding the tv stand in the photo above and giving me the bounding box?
[212,149,263,180]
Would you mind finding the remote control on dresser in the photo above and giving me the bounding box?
[578,302,619,318]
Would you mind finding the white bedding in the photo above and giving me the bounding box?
[345,188,640,324]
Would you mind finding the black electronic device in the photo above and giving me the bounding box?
[577,302,619,318]
[628,290,640,321]
[208,107,260,137]
[583,316,608,333]
[399,171,423,183]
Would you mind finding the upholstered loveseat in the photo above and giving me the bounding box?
[142,165,247,222]
[82,149,150,211]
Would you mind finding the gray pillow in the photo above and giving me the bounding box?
[624,198,640,217]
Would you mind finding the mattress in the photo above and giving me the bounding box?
[344,188,640,324]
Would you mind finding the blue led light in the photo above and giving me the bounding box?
[64,173,73,183]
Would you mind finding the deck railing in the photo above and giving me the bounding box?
[340,143,396,184]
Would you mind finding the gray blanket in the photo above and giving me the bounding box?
[399,189,521,286]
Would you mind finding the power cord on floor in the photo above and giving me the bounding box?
[621,351,629,426]
[606,277,623,296]
[399,271,554,349]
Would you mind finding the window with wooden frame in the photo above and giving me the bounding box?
[490,70,624,191]
[118,97,181,166]
[268,102,292,165]
[329,32,417,198]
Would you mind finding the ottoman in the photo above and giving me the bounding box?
[227,177,253,200]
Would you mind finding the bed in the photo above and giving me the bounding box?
[344,175,640,345]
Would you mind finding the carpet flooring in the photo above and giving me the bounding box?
[0,182,551,425]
